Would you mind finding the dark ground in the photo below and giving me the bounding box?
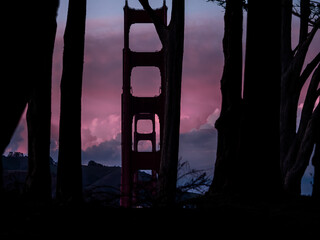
[0,194,319,238]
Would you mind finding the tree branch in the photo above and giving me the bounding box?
[316,88,320,98]
[288,18,320,85]
[299,0,311,45]
[292,9,318,26]
[138,0,168,45]
[298,63,320,136]
[285,102,320,194]
[312,99,320,118]
[292,0,320,27]
[293,18,320,56]
[298,52,320,89]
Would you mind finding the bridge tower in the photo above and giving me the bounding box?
[121,0,167,207]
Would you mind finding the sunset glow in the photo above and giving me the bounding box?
[5,0,319,185]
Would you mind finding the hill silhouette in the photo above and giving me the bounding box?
[1,153,121,203]
[1,154,320,237]
[1,153,155,206]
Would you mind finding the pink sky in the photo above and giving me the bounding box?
[5,1,319,182]
[6,1,222,173]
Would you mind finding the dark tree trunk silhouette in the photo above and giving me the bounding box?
[0,3,30,193]
[139,0,185,207]
[280,0,320,195]
[236,0,282,197]
[159,0,185,207]
[312,140,320,198]
[283,64,320,194]
[209,0,243,194]
[0,1,58,197]
[56,0,86,203]
[284,104,320,194]
[299,0,311,45]
[210,0,282,197]
[24,1,59,202]
[281,0,293,75]
[210,0,319,198]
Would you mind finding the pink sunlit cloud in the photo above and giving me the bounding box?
[6,4,223,172]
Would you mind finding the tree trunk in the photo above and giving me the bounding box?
[283,63,320,194]
[280,1,319,178]
[280,0,320,194]
[25,0,59,202]
[236,0,282,197]
[157,0,185,207]
[299,0,311,45]
[284,104,320,194]
[280,0,296,173]
[209,0,243,194]
[139,0,185,207]
[312,141,320,198]
[0,2,28,193]
[56,0,86,203]
[0,1,54,194]
[281,0,293,73]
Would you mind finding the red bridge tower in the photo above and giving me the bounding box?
[120,1,167,207]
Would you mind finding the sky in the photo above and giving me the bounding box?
[4,0,319,194]
[7,0,223,175]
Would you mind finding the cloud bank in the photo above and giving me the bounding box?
[6,6,224,179]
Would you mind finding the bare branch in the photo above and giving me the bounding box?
[138,0,168,45]
[292,10,318,26]
[289,18,320,83]
[293,17,320,55]
[299,52,320,89]
[284,102,320,193]
[298,63,320,136]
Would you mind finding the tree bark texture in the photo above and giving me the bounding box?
[56,0,86,203]
[209,0,243,194]
[25,0,59,202]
